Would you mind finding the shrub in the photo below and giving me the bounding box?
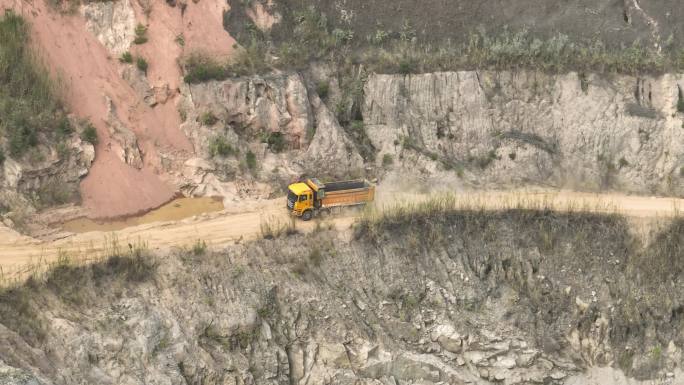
[245,150,257,170]
[80,122,98,145]
[119,51,133,63]
[264,132,286,153]
[56,117,73,137]
[382,153,394,167]
[192,239,207,255]
[208,136,234,157]
[136,57,148,73]
[0,149,5,165]
[678,87,684,113]
[175,33,185,47]
[183,53,229,83]
[199,111,218,126]
[316,80,329,99]
[133,23,148,44]
[618,157,629,168]
[398,58,416,74]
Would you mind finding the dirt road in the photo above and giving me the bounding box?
[0,189,682,280]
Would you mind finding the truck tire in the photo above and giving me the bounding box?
[302,210,313,221]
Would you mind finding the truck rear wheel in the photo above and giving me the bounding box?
[302,210,313,221]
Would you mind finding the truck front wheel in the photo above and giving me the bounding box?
[302,210,313,221]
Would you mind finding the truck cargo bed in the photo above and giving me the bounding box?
[321,180,375,208]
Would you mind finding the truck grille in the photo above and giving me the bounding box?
[287,199,294,209]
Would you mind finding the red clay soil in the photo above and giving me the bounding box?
[0,0,236,218]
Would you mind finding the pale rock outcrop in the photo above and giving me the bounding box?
[365,71,684,195]
[245,0,281,31]
[120,66,154,106]
[0,361,44,385]
[0,134,93,229]
[179,74,363,196]
[300,95,364,177]
[187,74,313,150]
[1,217,684,384]
[104,98,143,169]
[2,137,94,196]
[81,0,136,56]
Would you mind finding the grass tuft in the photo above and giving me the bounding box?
[136,56,148,74]
[80,121,98,145]
[133,23,148,44]
[119,51,133,63]
[0,11,68,156]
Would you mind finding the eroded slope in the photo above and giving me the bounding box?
[1,208,683,384]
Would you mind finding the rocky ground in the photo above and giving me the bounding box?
[1,208,684,384]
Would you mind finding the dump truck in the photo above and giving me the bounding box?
[287,178,375,220]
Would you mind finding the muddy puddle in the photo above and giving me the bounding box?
[60,196,224,233]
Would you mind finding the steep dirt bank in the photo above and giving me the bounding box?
[0,0,239,219]
[1,0,183,217]
[1,208,683,384]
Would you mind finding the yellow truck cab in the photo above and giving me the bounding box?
[287,178,375,220]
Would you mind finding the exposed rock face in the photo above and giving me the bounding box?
[0,360,45,385]
[364,71,684,195]
[0,133,94,229]
[104,98,143,169]
[178,74,363,196]
[1,214,683,384]
[81,0,136,56]
[187,74,314,151]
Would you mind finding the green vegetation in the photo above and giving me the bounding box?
[133,23,148,44]
[618,157,629,168]
[219,7,684,80]
[56,116,73,137]
[80,122,98,145]
[0,11,68,157]
[175,33,185,47]
[259,216,297,239]
[119,51,133,63]
[208,136,234,157]
[136,56,148,74]
[263,132,286,153]
[316,80,330,99]
[0,149,4,165]
[191,239,207,256]
[470,149,499,169]
[199,111,218,126]
[382,153,394,167]
[183,53,230,83]
[245,150,257,170]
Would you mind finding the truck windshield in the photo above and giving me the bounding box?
[287,190,297,202]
